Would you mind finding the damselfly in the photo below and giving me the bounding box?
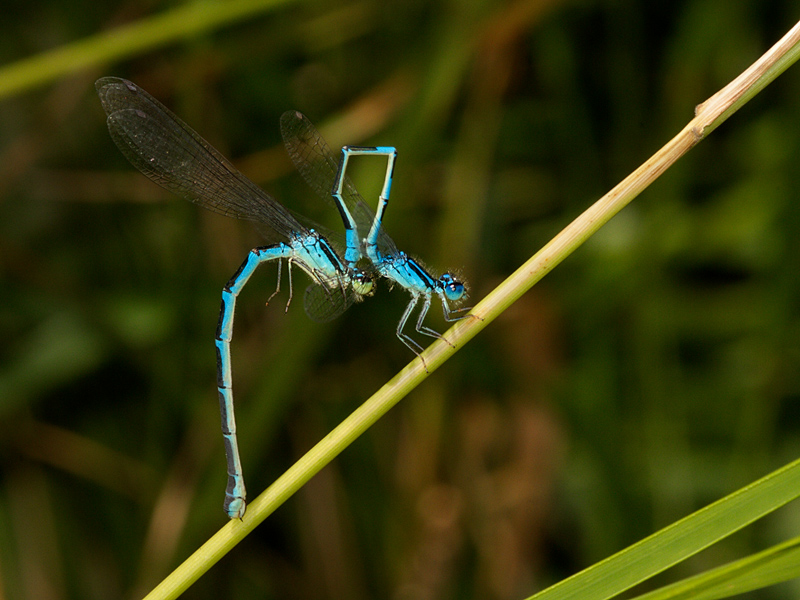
[96,78,373,519]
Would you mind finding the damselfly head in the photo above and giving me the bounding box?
[439,273,465,302]
[352,270,375,297]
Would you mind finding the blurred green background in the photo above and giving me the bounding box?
[3,0,800,598]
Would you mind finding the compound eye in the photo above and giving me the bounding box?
[440,273,465,301]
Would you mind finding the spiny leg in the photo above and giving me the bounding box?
[284,258,294,313]
[415,296,456,348]
[265,258,283,305]
[443,302,475,322]
[395,295,430,371]
[442,302,483,330]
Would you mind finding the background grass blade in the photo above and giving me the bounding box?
[528,459,800,600]
[0,0,293,99]
[631,535,800,600]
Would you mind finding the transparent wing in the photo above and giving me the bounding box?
[96,77,302,240]
[303,283,355,323]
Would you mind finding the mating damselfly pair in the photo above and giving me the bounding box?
[96,77,472,519]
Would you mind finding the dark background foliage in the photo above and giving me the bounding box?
[2,0,800,598]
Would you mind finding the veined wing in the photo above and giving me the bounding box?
[304,283,358,323]
[97,77,302,240]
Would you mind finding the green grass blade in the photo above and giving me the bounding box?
[630,535,800,600]
[526,459,800,600]
[0,0,293,100]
